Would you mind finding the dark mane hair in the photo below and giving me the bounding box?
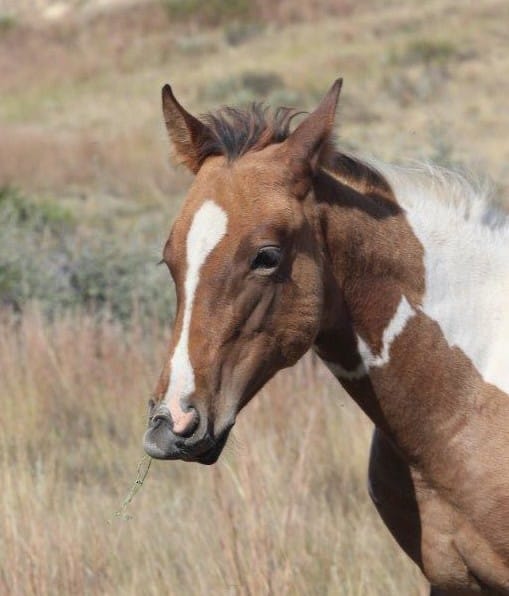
[197,103,304,163]
[196,103,394,205]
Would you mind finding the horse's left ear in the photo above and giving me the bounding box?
[284,78,342,175]
[162,84,214,174]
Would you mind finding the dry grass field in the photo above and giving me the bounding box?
[0,311,425,595]
[1,0,508,594]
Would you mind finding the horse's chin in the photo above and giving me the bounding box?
[192,444,224,465]
[193,425,232,464]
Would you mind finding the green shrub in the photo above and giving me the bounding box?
[175,33,217,55]
[162,0,251,26]
[66,238,174,323]
[389,38,457,67]
[0,186,73,233]
[224,21,263,46]
[0,14,16,34]
[203,71,285,103]
[405,39,457,64]
[0,187,174,323]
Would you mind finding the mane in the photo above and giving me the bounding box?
[367,159,509,232]
[197,102,509,233]
[198,103,303,162]
[327,151,509,233]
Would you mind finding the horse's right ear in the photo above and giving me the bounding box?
[284,78,342,173]
[162,84,213,174]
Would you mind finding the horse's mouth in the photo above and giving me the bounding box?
[143,421,232,465]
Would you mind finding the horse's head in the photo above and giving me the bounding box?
[144,79,342,463]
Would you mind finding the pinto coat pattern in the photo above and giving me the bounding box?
[143,79,509,594]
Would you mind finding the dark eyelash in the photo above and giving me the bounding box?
[156,259,165,266]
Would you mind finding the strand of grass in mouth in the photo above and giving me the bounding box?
[110,455,152,522]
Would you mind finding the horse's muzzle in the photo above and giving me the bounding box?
[143,404,233,464]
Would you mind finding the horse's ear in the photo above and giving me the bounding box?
[284,78,342,173]
[162,84,213,174]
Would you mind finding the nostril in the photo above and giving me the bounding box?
[153,412,171,424]
[172,406,199,438]
[150,405,199,438]
[151,407,172,429]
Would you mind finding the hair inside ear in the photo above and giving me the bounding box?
[162,84,213,174]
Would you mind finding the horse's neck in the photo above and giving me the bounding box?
[312,169,420,431]
[312,166,424,374]
[312,167,509,466]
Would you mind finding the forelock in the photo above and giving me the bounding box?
[196,103,304,164]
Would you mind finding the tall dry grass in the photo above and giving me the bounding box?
[0,309,425,594]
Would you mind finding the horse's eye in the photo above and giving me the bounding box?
[251,246,281,272]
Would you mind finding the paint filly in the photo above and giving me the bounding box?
[143,80,509,594]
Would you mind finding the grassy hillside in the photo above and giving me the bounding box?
[1,0,508,593]
[1,0,508,208]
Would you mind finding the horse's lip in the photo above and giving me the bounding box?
[190,425,232,465]
[143,422,233,464]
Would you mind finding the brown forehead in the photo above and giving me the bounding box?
[167,147,300,251]
[195,148,291,207]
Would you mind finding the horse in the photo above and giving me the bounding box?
[143,78,509,594]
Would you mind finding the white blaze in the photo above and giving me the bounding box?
[164,200,228,424]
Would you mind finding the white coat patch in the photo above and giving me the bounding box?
[323,359,367,381]
[324,296,415,380]
[380,164,509,395]
[357,296,415,370]
[164,200,228,414]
